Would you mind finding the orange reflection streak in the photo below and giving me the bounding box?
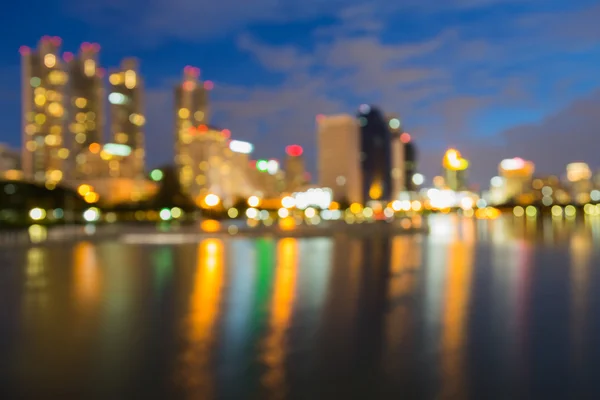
[73,242,100,310]
[261,238,298,399]
[440,240,474,400]
[570,232,591,369]
[178,239,224,399]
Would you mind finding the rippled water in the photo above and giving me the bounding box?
[2,215,600,399]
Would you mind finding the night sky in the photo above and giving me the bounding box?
[1,0,599,187]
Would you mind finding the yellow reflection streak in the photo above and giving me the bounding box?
[570,232,591,369]
[261,238,298,399]
[73,242,100,309]
[440,240,474,400]
[178,239,224,399]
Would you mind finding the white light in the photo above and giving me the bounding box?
[391,200,401,211]
[331,210,342,220]
[359,104,370,114]
[205,194,220,207]
[171,207,183,219]
[278,208,289,218]
[461,197,474,210]
[159,209,172,221]
[500,158,526,171]
[229,140,253,154]
[476,199,487,208]
[384,207,394,218]
[490,176,503,188]
[83,208,100,222]
[246,208,258,219]
[248,196,260,207]
[293,188,332,210]
[591,190,600,202]
[321,210,332,220]
[103,143,131,157]
[29,208,46,221]
[281,196,295,209]
[305,207,316,218]
[412,173,424,186]
[267,160,279,175]
[336,176,346,186]
[108,92,127,105]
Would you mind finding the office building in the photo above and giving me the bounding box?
[357,105,392,202]
[174,66,210,193]
[20,36,68,184]
[108,58,145,179]
[284,144,306,192]
[402,133,418,191]
[497,158,535,203]
[67,42,105,179]
[317,114,362,204]
[0,144,21,180]
[442,148,469,191]
[386,114,404,199]
[566,162,593,204]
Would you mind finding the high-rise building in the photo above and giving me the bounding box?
[496,157,535,203]
[566,162,593,204]
[20,36,68,184]
[386,114,404,199]
[174,66,211,193]
[317,114,362,205]
[402,133,418,191]
[442,148,469,191]
[108,58,145,179]
[357,105,392,202]
[284,144,305,192]
[0,144,21,179]
[67,42,105,179]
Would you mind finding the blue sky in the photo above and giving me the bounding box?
[1,0,600,187]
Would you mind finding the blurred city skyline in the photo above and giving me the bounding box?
[1,0,599,185]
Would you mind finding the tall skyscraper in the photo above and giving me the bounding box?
[357,104,392,202]
[402,133,418,191]
[174,66,210,193]
[317,114,362,205]
[284,144,306,192]
[386,114,404,199]
[20,36,68,184]
[108,58,145,178]
[67,42,105,179]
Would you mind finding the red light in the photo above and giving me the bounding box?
[249,160,257,168]
[316,114,325,123]
[19,46,31,56]
[222,129,231,139]
[51,36,62,46]
[97,68,105,78]
[92,43,100,52]
[183,81,195,91]
[63,52,74,62]
[204,80,214,90]
[286,145,303,157]
[304,172,312,182]
[184,65,191,74]
[41,35,50,42]
[400,133,411,143]
[198,124,208,133]
[193,67,200,77]
[188,126,197,134]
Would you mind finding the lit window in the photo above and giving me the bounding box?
[58,148,69,159]
[84,59,95,77]
[34,95,46,107]
[44,54,56,68]
[108,92,126,105]
[85,121,96,130]
[194,111,204,121]
[26,141,37,151]
[75,133,87,144]
[116,133,128,143]
[75,98,87,108]
[196,175,206,185]
[76,113,86,123]
[86,112,96,121]
[25,124,37,135]
[125,70,136,89]
[47,102,63,117]
[30,77,41,87]
[45,135,57,146]
[34,114,46,125]
[109,73,122,85]
[178,108,190,119]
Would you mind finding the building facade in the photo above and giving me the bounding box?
[386,114,404,199]
[108,58,145,179]
[317,114,362,204]
[284,145,306,192]
[357,105,392,202]
[20,36,68,184]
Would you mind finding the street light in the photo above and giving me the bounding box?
[205,194,220,207]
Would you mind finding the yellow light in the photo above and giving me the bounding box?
[248,196,261,207]
[201,219,221,233]
[194,111,204,121]
[25,124,37,135]
[109,73,122,85]
[411,200,422,211]
[44,53,56,68]
[204,194,220,207]
[50,125,61,135]
[58,148,69,159]
[513,206,524,217]
[89,143,101,154]
[565,205,576,218]
[49,170,63,181]
[227,208,239,218]
[329,201,339,210]
[443,148,469,171]
[47,102,63,117]
[75,97,87,108]
[26,141,37,152]
[84,59,95,77]
[369,181,382,200]
[178,108,190,119]
[84,192,99,204]
[525,206,537,218]
[29,208,46,221]
[78,184,92,196]
[44,135,57,146]
[75,133,86,144]
[350,203,363,214]
[551,205,563,217]
[34,114,46,125]
[125,70,136,89]
[100,151,111,160]
[278,217,296,231]
[34,94,46,106]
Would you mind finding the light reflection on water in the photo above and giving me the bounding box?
[2,215,600,398]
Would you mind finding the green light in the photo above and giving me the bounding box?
[30,77,41,87]
[256,160,268,172]
[150,169,163,182]
[389,118,401,130]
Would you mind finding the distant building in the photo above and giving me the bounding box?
[174,66,210,194]
[284,145,306,192]
[0,145,21,179]
[566,162,593,204]
[317,114,362,204]
[386,114,404,199]
[108,58,145,179]
[20,36,68,184]
[497,158,535,203]
[402,134,418,191]
[67,42,105,180]
[442,148,469,191]
[357,105,392,202]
